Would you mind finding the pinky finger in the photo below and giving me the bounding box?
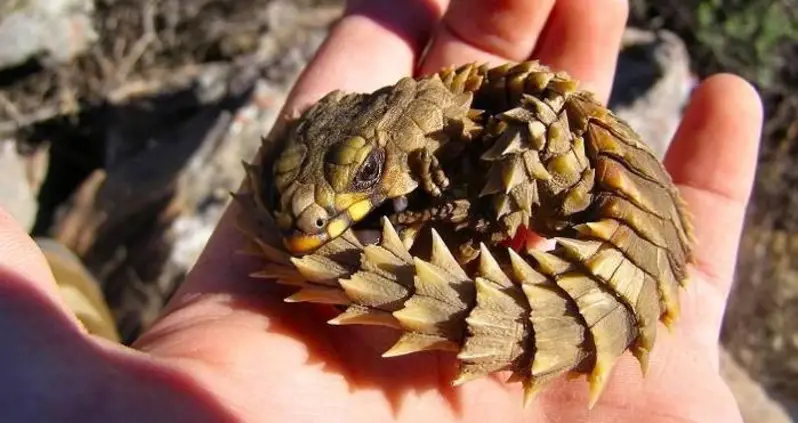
[663,74,763,347]
[665,74,763,292]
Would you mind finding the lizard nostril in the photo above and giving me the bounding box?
[315,218,326,228]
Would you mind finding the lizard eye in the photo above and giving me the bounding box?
[351,149,384,191]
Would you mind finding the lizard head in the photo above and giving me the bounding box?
[268,88,422,254]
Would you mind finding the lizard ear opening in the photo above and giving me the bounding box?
[295,204,330,235]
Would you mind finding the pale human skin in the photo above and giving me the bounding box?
[0,0,763,422]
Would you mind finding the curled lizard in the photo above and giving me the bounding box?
[234,60,695,407]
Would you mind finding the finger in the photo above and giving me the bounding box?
[283,0,448,115]
[533,0,629,103]
[663,74,762,352]
[665,74,763,291]
[0,206,83,328]
[419,0,556,73]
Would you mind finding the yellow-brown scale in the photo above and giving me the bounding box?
[234,61,695,408]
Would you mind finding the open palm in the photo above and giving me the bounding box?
[0,1,762,422]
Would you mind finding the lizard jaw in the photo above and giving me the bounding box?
[283,196,395,254]
[283,232,328,254]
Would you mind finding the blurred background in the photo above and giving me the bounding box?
[0,0,795,421]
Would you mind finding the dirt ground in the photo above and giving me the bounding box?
[1,0,797,416]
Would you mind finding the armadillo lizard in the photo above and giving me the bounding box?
[234,61,695,407]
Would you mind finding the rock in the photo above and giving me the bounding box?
[0,138,38,230]
[0,0,97,69]
[51,63,275,340]
[255,0,344,84]
[50,0,344,342]
[167,78,287,279]
[609,27,696,158]
[720,348,795,423]
[726,224,798,421]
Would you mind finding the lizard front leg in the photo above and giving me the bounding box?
[389,198,488,263]
[390,198,471,227]
[409,148,450,198]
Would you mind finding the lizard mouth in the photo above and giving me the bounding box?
[282,195,410,254]
[348,196,409,245]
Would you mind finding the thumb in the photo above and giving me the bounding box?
[0,206,231,422]
[0,206,84,329]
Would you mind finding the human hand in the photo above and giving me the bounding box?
[0,1,763,422]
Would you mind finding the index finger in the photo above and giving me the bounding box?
[283,0,447,114]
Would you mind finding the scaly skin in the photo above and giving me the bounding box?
[235,60,695,408]
[267,74,478,253]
